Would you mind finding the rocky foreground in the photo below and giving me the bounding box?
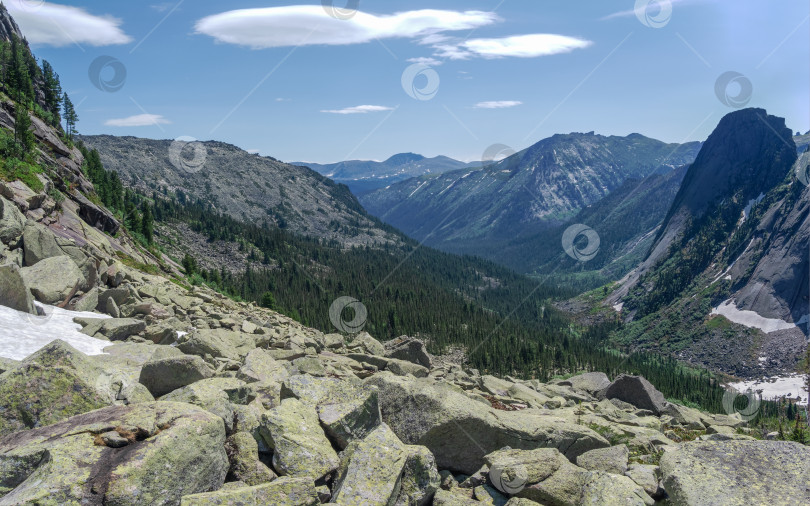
[0,191,809,505]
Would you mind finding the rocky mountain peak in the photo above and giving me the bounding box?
[384,152,425,165]
[0,3,24,42]
[667,108,796,219]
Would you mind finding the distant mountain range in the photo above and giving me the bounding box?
[292,153,478,195]
[359,132,702,274]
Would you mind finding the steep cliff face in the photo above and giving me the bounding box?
[610,109,807,377]
[0,3,23,42]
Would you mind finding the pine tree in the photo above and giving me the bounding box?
[41,60,62,125]
[13,105,34,156]
[62,92,77,137]
[141,201,154,243]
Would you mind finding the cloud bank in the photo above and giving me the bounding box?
[6,2,132,47]
[195,6,498,49]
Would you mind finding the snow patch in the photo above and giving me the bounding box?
[728,375,808,405]
[711,299,796,333]
[0,303,111,361]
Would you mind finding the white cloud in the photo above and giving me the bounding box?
[321,105,393,115]
[474,101,523,109]
[407,56,443,66]
[104,114,170,127]
[437,34,592,60]
[195,6,498,49]
[6,2,132,47]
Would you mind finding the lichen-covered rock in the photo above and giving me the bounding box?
[660,440,810,505]
[237,348,291,384]
[0,196,24,245]
[81,317,146,341]
[160,377,247,431]
[433,489,480,505]
[179,328,255,362]
[258,398,338,481]
[576,445,629,475]
[580,472,654,505]
[0,262,35,314]
[332,423,408,505]
[484,447,567,489]
[281,374,359,406]
[366,373,609,474]
[387,358,430,378]
[396,444,440,506]
[179,477,319,505]
[0,402,228,505]
[20,255,84,304]
[348,331,386,356]
[385,336,432,369]
[317,383,382,449]
[139,355,214,397]
[0,340,109,436]
[624,464,661,499]
[553,372,610,394]
[225,431,277,486]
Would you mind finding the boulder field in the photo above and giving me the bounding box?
[0,191,808,504]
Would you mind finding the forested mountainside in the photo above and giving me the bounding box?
[79,134,397,248]
[359,132,701,260]
[608,109,808,378]
[294,152,478,195]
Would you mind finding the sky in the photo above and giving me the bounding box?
[7,0,809,163]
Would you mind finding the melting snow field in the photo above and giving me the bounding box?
[711,299,797,333]
[0,303,110,361]
[728,375,809,405]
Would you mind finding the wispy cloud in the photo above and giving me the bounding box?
[474,100,523,109]
[195,6,498,49]
[321,105,394,115]
[6,2,132,47]
[104,114,170,127]
[407,56,443,67]
[602,0,706,20]
[436,34,592,60]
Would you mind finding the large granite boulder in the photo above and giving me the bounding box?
[366,372,609,474]
[0,196,24,245]
[139,355,215,397]
[258,398,339,481]
[385,336,432,369]
[178,328,256,362]
[660,440,810,505]
[19,255,84,304]
[600,375,667,415]
[0,340,110,437]
[0,262,34,314]
[0,402,228,505]
[180,477,319,506]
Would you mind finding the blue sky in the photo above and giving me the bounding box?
[8,0,809,163]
